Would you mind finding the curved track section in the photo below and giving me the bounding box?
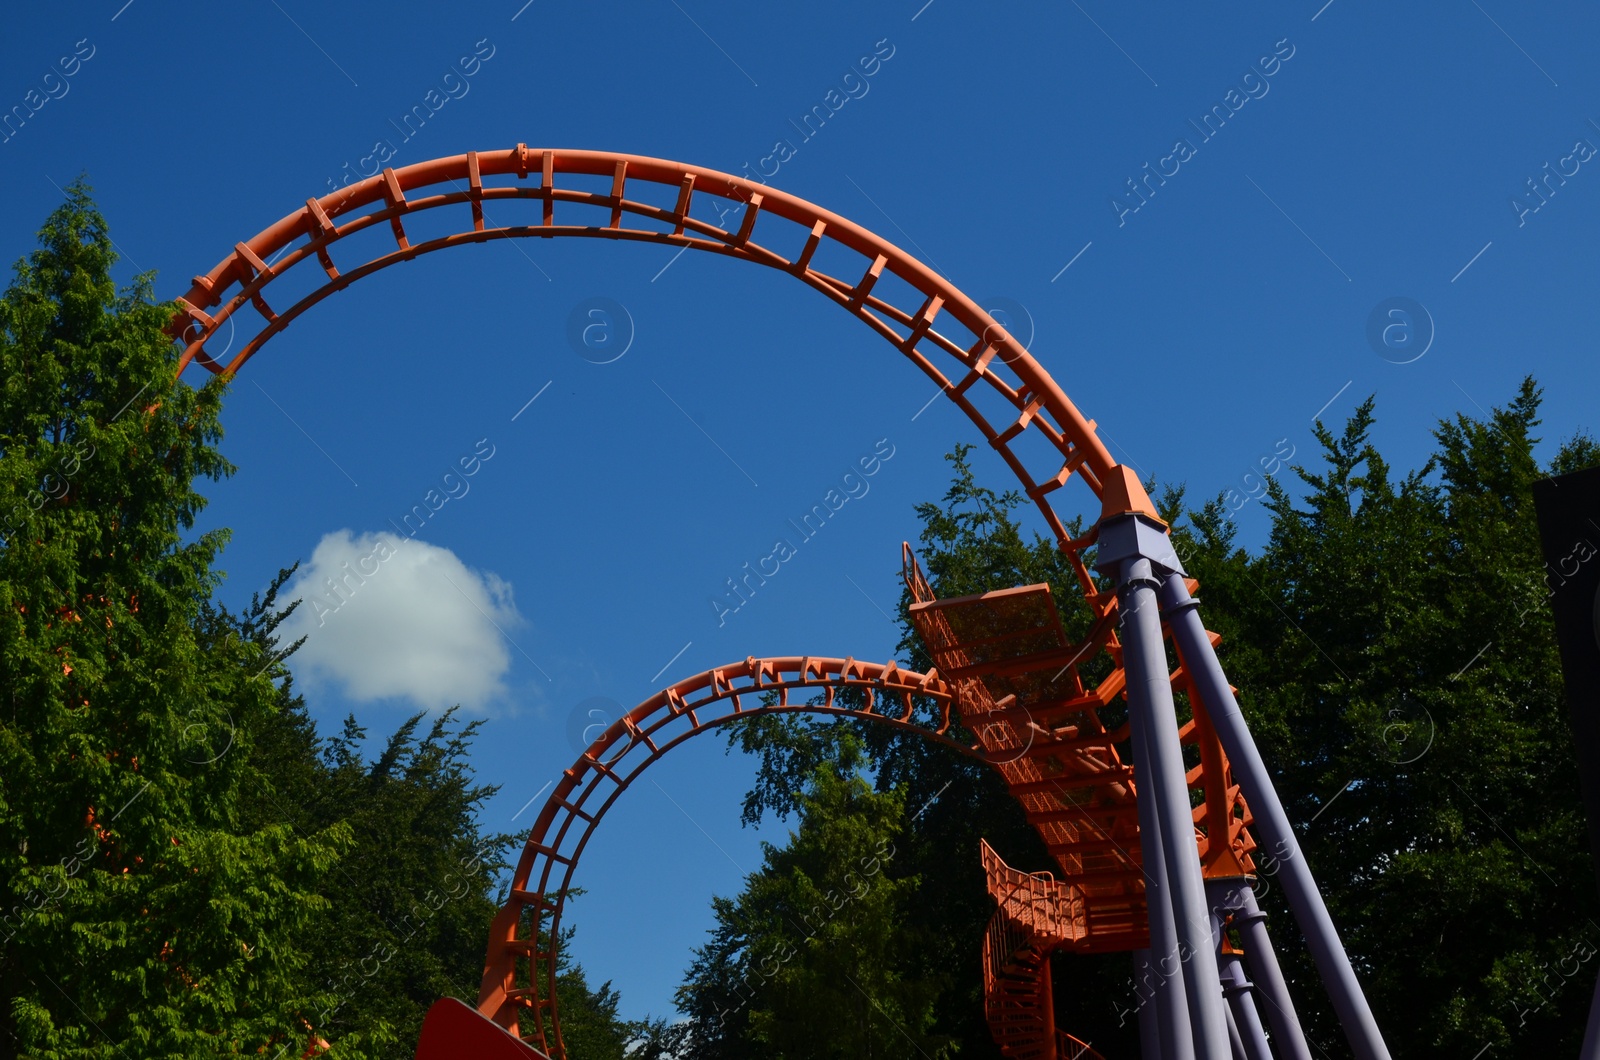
[165,149,1266,1059]
[167,146,1114,600]
[477,655,982,1053]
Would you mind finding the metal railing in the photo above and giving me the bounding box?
[981,839,1087,945]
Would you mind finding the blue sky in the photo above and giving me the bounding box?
[3,0,1598,1026]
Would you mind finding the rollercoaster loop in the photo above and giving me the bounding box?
[165,145,1147,1058]
[167,147,1393,1060]
[476,656,982,1047]
[165,147,1117,604]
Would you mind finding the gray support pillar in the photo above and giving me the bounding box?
[1217,882,1313,1060]
[1218,952,1273,1060]
[1134,950,1163,1060]
[1223,1003,1248,1060]
[1130,715,1194,1060]
[1207,880,1272,1060]
[1161,574,1392,1060]
[1118,555,1233,1060]
[1581,966,1600,1060]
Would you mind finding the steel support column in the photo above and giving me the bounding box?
[1134,950,1164,1060]
[1130,704,1195,1060]
[1218,952,1273,1060]
[1041,956,1057,1047]
[1223,1004,1248,1060]
[1207,881,1273,1060]
[1207,880,1312,1060]
[1161,574,1391,1060]
[1104,530,1231,1060]
[1581,966,1600,1060]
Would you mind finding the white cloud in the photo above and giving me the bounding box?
[281,530,522,711]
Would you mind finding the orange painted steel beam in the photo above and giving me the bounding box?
[165,147,1115,605]
[414,999,549,1060]
[477,655,983,1056]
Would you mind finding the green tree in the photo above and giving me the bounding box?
[269,702,516,1050]
[707,446,1153,1056]
[0,180,357,1058]
[1188,382,1600,1057]
[553,956,640,1060]
[696,384,1600,1059]
[677,733,953,1059]
[0,182,572,1060]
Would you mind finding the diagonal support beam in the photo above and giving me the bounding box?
[1098,502,1232,1060]
[1162,574,1392,1060]
[1133,949,1164,1060]
[1130,704,1196,1060]
[1214,944,1272,1060]
[1208,879,1313,1060]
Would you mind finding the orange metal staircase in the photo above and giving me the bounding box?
[981,839,1105,1060]
[901,545,1259,1058]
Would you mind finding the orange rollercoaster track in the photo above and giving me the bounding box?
[172,148,1381,1060]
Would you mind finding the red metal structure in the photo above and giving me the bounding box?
[172,148,1392,1060]
[902,541,1255,1059]
[475,655,975,1045]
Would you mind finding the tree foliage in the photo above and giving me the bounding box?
[684,385,1600,1059]
[0,183,638,1058]
[0,178,359,1059]
[1182,383,1600,1056]
[677,733,952,1059]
